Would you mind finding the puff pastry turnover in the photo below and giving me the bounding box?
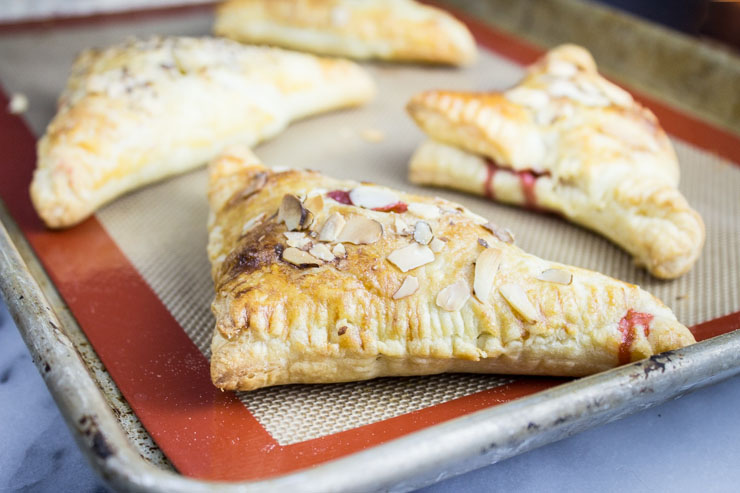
[207,145,695,391]
[214,0,477,66]
[31,36,375,228]
[407,44,705,279]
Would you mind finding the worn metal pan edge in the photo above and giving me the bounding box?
[1,200,739,493]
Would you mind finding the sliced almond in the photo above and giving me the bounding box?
[474,248,502,302]
[500,283,539,323]
[393,216,412,235]
[283,231,311,249]
[548,78,609,106]
[332,243,346,258]
[393,276,419,300]
[436,279,470,312]
[318,212,346,242]
[278,194,312,231]
[349,186,400,210]
[336,216,383,244]
[482,222,515,244]
[537,268,573,285]
[304,194,325,217]
[282,247,320,268]
[387,243,435,272]
[496,229,515,244]
[535,106,557,125]
[548,59,578,78]
[309,243,335,262]
[505,87,549,109]
[413,221,433,245]
[228,172,267,206]
[407,202,440,220]
[429,237,446,253]
[595,77,632,107]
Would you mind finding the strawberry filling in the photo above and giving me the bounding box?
[326,190,352,205]
[373,202,408,213]
[484,158,550,210]
[617,309,654,365]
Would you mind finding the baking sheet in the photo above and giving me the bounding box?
[1,4,739,484]
[94,58,739,445]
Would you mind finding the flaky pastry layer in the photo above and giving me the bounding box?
[406,44,704,279]
[31,36,375,228]
[207,145,694,391]
[214,0,477,66]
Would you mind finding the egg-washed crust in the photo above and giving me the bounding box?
[214,0,477,66]
[406,44,705,279]
[207,145,695,391]
[31,36,375,228]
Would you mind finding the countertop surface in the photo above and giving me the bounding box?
[2,296,740,492]
[2,2,740,492]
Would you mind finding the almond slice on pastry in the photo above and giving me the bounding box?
[31,36,375,228]
[214,0,477,66]
[406,44,704,279]
[207,145,695,391]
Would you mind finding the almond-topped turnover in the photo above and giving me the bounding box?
[406,44,704,279]
[31,36,374,228]
[207,145,695,391]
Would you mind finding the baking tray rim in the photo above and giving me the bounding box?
[2,2,740,489]
[3,193,740,493]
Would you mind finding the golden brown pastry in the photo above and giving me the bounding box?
[207,145,695,391]
[406,44,705,279]
[214,0,477,66]
[31,36,375,228]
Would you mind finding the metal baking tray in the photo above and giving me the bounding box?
[1,2,740,491]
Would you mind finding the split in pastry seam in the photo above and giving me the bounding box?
[406,44,705,279]
[30,36,375,228]
[207,145,695,391]
[214,0,477,66]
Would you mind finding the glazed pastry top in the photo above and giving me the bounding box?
[407,44,705,279]
[207,146,695,391]
[215,0,477,65]
[31,36,375,228]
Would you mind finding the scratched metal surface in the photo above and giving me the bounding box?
[3,211,740,492]
[2,2,740,492]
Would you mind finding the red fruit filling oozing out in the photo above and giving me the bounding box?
[484,158,550,210]
[326,190,352,205]
[372,202,408,213]
[618,309,654,365]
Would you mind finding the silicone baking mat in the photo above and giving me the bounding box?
[0,4,739,482]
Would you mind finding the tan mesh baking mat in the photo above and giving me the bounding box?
[1,5,739,481]
[95,57,740,443]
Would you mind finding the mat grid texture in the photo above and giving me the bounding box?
[85,52,740,446]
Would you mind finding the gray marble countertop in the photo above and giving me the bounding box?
[2,294,740,492]
[1,4,739,490]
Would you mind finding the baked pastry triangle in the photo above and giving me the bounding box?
[31,36,375,228]
[207,145,695,391]
[406,44,704,279]
[214,0,477,66]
